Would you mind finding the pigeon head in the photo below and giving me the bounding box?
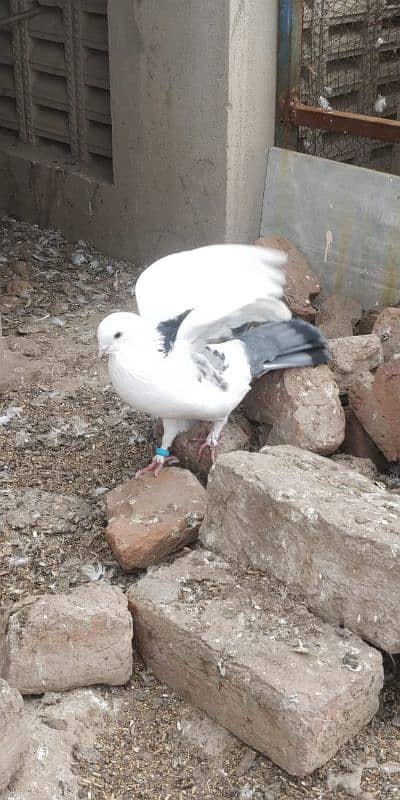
[97,311,147,357]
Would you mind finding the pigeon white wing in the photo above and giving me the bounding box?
[175,294,291,348]
[169,288,291,397]
[135,244,287,326]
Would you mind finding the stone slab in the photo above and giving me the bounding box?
[0,679,27,793]
[128,550,383,776]
[200,447,400,652]
[2,584,133,694]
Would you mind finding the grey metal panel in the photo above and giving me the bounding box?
[261,146,400,308]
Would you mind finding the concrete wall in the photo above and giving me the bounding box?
[0,0,278,263]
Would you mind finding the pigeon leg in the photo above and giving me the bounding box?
[191,428,210,446]
[135,418,181,479]
[135,455,178,479]
[198,417,228,463]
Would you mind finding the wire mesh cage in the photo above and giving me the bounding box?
[299,0,400,172]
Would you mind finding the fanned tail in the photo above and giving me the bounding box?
[238,318,330,378]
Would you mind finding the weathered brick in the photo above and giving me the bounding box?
[172,418,251,481]
[0,679,27,792]
[128,550,383,776]
[342,408,388,471]
[372,307,400,361]
[245,365,345,455]
[106,468,205,570]
[330,454,378,481]
[358,307,383,335]
[201,447,400,652]
[2,584,133,694]
[315,294,362,339]
[349,358,400,462]
[255,235,320,321]
[328,335,382,393]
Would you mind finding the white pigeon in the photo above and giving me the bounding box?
[97,244,329,477]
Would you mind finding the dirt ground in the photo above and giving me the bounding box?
[1,216,400,800]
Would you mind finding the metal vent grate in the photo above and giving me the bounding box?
[0,0,113,181]
[0,1,19,138]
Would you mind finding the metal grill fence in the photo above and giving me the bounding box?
[298,0,400,172]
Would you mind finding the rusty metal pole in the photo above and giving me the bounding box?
[289,101,400,144]
[275,0,303,150]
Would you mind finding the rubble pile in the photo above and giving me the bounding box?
[103,237,399,776]
[126,238,399,776]
[1,227,400,791]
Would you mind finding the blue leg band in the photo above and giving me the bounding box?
[156,447,170,457]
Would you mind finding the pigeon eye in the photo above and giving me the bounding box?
[114,331,122,339]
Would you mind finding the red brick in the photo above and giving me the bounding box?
[128,550,383,776]
[341,408,388,471]
[372,307,400,362]
[201,447,400,651]
[245,365,345,455]
[3,585,133,694]
[106,468,206,570]
[349,358,400,462]
[315,294,362,339]
[328,334,382,393]
[0,680,27,792]
[254,235,320,321]
[172,417,252,481]
[330,454,378,481]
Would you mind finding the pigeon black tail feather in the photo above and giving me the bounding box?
[157,309,193,354]
[238,319,330,379]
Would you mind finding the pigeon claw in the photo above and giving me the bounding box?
[197,441,217,464]
[135,460,160,479]
[191,432,208,447]
[135,455,179,479]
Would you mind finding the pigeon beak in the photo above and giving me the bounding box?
[98,344,109,359]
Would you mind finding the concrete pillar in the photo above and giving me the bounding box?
[107,0,229,259]
[108,0,279,258]
[226,0,279,242]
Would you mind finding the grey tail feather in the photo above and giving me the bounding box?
[238,319,330,379]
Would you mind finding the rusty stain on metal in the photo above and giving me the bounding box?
[287,97,400,145]
[0,3,46,28]
[382,225,399,306]
[335,215,352,295]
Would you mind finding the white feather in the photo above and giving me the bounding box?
[108,334,250,422]
[135,243,288,325]
[176,296,291,347]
